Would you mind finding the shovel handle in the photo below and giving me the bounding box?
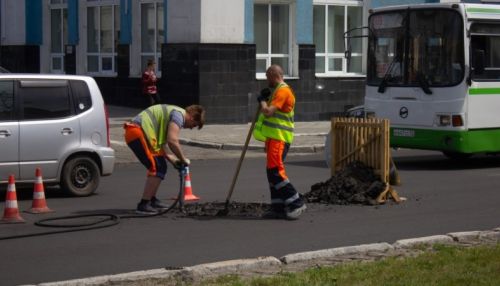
[224,105,262,203]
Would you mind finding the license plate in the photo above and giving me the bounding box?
[393,128,415,137]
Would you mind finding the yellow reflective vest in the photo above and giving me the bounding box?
[139,105,186,152]
[253,83,295,144]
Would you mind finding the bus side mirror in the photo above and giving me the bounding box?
[473,49,485,75]
[344,50,351,60]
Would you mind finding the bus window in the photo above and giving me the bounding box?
[471,23,500,81]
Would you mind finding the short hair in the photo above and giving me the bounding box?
[185,105,205,129]
[266,64,284,79]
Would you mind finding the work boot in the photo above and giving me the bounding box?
[285,204,307,220]
[151,197,169,210]
[136,201,159,215]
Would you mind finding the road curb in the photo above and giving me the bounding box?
[179,138,325,153]
[177,257,282,282]
[280,242,393,264]
[35,268,182,286]
[447,230,483,242]
[31,227,500,286]
[393,235,454,248]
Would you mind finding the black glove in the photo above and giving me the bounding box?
[257,88,271,103]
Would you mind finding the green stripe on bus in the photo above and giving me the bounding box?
[468,88,500,95]
[390,127,500,153]
[466,8,500,14]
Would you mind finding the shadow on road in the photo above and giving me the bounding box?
[287,160,328,168]
[394,154,500,171]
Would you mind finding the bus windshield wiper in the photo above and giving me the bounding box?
[378,57,399,93]
[417,72,432,95]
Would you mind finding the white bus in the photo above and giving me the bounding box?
[361,2,500,159]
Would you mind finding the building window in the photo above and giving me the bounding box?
[313,3,363,76]
[86,0,120,75]
[50,0,68,74]
[140,1,164,76]
[254,3,291,77]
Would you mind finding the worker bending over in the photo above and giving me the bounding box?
[124,104,205,214]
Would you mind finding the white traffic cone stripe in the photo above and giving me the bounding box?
[33,192,45,199]
[185,180,191,187]
[6,200,18,208]
[7,184,15,192]
[36,176,43,184]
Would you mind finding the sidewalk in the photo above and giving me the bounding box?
[108,105,330,154]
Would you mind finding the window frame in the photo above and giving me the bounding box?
[85,0,120,76]
[313,1,365,77]
[254,1,294,79]
[49,1,68,74]
[0,80,16,121]
[140,0,164,77]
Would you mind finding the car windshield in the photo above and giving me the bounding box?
[367,8,464,88]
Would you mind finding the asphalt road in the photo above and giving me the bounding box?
[1,149,500,285]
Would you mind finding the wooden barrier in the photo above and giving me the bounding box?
[330,117,400,203]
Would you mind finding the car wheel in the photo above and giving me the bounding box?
[61,156,100,197]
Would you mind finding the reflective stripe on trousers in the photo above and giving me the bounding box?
[266,139,303,210]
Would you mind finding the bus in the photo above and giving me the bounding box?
[359,2,500,159]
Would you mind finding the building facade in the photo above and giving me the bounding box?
[1,0,370,123]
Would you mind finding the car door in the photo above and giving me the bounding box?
[18,80,80,181]
[0,80,19,183]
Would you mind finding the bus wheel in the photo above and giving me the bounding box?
[442,151,472,160]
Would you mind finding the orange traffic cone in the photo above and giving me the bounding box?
[26,168,53,214]
[1,175,25,223]
[182,167,199,201]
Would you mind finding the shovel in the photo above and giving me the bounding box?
[217,106,262,216]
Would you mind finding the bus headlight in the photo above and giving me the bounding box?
[437,114,451,126]
[436,114,463,127]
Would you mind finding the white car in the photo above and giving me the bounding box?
[0,74,115,196]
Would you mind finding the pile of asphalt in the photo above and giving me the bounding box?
[173,202,268,218]
[172,161,385,218]
[304,161,385,205]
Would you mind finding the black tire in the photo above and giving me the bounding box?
[61,156,100,197]
[442,151,473,161]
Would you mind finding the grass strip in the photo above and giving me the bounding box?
[198,244,500,286]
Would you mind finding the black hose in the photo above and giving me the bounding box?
[0,166,187,241]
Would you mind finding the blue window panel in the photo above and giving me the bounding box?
[120,0,132,44]
[68,0,79,45]
[26,0,42,45]
[244,0,253,43]
[296,0,313,45]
